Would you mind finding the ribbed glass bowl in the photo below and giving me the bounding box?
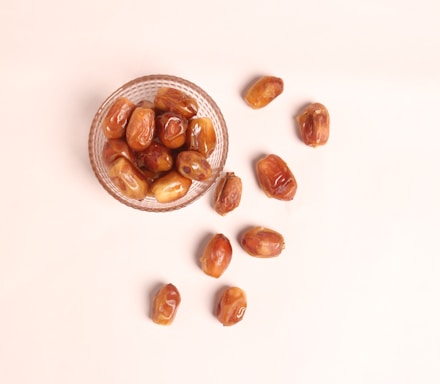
[88,74,228,212]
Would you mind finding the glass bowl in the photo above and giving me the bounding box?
[88,74,228,212]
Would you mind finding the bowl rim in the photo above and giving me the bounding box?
[88,74,229,212]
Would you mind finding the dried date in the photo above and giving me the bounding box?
[151,283,181,325]
[256,154,297,201]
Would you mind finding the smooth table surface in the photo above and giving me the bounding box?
[1,0,440,383]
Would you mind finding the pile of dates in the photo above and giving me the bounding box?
[102,87,217,202]
[150,75,330,327]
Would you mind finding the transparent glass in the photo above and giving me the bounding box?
[88,75,228,212]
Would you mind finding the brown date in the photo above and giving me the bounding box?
[244,76,284,109]
[151,170,192,203]
[102,97,136,139]
[151,283,181,326]
[135,141,173,173]
[125,107,155,152]
[240,226,285,258]
[216,287,247,326]
[176,150,212,181]
[256,154,297,201]
[107,157,148,200]
[186,117,217,157]
[200,234,232,278]
[214,172,242,216]
[154,87,199,119]
[102,138,136,167]
[156,112,188,149]
[296,102,330,147]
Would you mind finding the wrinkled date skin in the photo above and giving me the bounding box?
[151,283,181,326]
[154,87,199,119]
[135,141,173,173]
[216,287,247,326]
[102,97,136,139]
[240,226,285,258]
[151,170,192,203]
[296,102,330,147]
[256,154,297,201]
[186,117,217,157]
[102,138,136,167]
[125,107,155,152]
[244,76,284,109]
[214,172,242,216]
[200,233,233,278]
[107,157,149,200]
[156,112,188,149]
[176,150,212,181]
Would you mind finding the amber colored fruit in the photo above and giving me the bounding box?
[186,117,217,157]
[240,226,285,258]
[151,283,181,326]
[244,76,284,109]
[156,112,188,149]
[214,172,242,216]
[154,87,199,119]
[176,150,212,181]
[107,157,149,200]
[102,138,136,167]
[200,234,233,278]
[135,141,173,173]
[102,97,136,139]
[125,107,155,151]
[256,154,297,201]
[296,102,330,147]
[216,287,247,326]
[151,170,192,203]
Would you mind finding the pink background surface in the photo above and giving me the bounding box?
[1,0,439,383]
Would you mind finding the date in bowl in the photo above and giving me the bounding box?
[88,74,228,212]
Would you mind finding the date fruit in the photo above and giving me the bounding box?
[125,107,155,152]
[156,112,188,149]
[102,97,136,139]
[154,87,199,119]
[256,154,297,201]
[151,283,181,325]
[186,117,217,157]
[176,150,212,181]
[296,102,330,147]
[102,138,136,167]
[240,226,285,258]
[216,287,247,326]
[214,172,242,216]
[244,76,284,109]
[135,141,173,173]
[107,157,149,200]
[151,170,192,203]
[200,234,233,278]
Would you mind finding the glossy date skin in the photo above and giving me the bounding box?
[176,150,212,181]
[256,154,297,201]
[154,87,199,119]
[200,234,233,278]
[296,102,330,147]
[186,117,217,157]
[244,76,284,109]
[107,157,149,200]
[216,287,247,326]
[102,97,136,139]
[125,107,155,152]
[151,283,181,325]
[240,226,285,258]
[214,172,242,216]
[156,112,188,149]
